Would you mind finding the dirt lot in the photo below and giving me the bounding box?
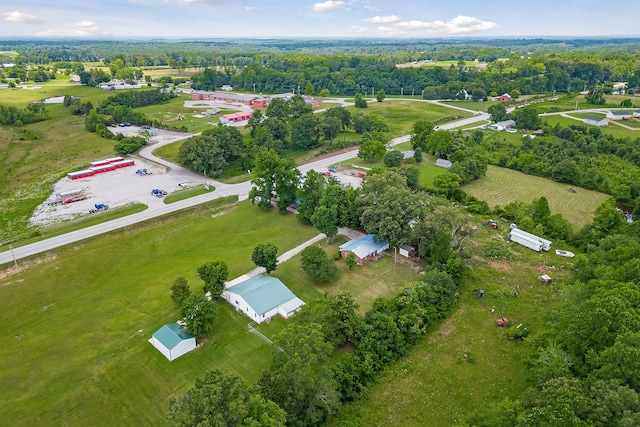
[30,126,198,227]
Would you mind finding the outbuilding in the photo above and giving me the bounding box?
[509,227,552,252]
[606,111,632,120]
[339,234,389,265]
[435,158,452,168]
[149,323,196,361]
[583,116,608,127]
[223,274,305,324]
[398,245,417,259]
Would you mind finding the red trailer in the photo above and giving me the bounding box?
[104,156,125,164]
[111,159,135,169]
[67,169,95,180]
[90,160,112,168]
[91,164,116,174]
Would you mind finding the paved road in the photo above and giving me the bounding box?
[0,102,490,266]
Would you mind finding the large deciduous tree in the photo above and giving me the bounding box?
[357,132,386,161]
[357,170,423,247]
[297,170,326,225]
[410,119,435,151]
[180,294,216,337]
[300,246,338,283]
[197,260,229,298]
[250,148,301,213]
[170,277,190,307]
[167,369,286,427]
[252,243,279,273]
[488,103,508,123]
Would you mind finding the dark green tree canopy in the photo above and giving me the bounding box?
[252,243,279,273]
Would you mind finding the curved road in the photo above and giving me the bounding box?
[0,101,490,266]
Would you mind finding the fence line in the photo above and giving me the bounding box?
[247,321,273,345]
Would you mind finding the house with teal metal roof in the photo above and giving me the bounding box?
[223,274,305,323]
[339,234,389,265]
[149,323,196,361]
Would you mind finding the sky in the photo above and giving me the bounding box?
[1,0,639,39]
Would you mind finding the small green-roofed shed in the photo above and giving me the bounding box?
[150,323,196,361]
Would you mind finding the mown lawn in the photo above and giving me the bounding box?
[0,200,321,426]
[463,165,610,227]
[272,237,422,314]
[349,100,474,137]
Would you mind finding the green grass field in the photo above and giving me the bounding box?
[0,200,318,425]
[541,115,638,139]
[349,100,474,136]
[331,249,570,426]
[463,165,610,227]
[0,200,421,425]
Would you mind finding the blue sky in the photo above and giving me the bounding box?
[1,0,639,38]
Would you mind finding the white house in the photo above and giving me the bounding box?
[489,119,516,131]
[509,228,552,252]
[633,109,640,118]
[435,158,452,168]
[339,234,389,265]
[606,111,632,120]
[223,274,305,324]
[583,116,608,127]
[149,323,196,361]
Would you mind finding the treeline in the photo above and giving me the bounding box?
[0,102,47,126]
[469,220,640,426]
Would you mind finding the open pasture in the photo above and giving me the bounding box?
[463,165,610,227]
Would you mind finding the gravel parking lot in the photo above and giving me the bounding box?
[30,126,199,227]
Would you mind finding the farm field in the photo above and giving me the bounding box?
[0,200,325,426]
[346,99,474,136]
[541,114,638,139]
[463,165,610,227]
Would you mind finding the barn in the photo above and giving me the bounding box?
[149,323,196,361]
[223,274,305,324]
[339,234,389,265]
[583,116,608,127]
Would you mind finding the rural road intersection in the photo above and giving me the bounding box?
[0,104,490,266]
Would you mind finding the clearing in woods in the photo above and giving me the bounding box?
[463,165,609,227]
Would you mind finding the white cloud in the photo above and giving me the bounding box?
[173,0,229,3]
[37,20,102,36]
[3,11,42,24]
[376,25,407,36]
[312,1,345,12]
[364,15,401,24]
[364,5,380,12]
[349,25,370,33]
[392,15,497,34]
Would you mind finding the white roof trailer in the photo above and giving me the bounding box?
[509,228,552,252]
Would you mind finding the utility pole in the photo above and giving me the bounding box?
[401,87,403,97]
[9,244,18,268]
